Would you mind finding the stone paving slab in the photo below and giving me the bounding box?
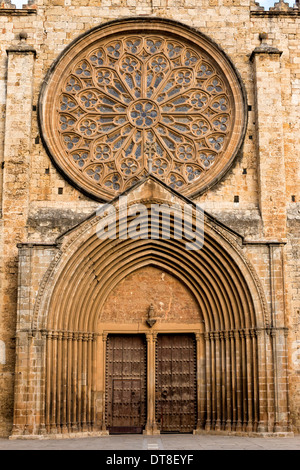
[0,434,299,450]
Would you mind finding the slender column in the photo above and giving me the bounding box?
[240,330,247,431]
[283,328,290,432]
[38,330,47,436]
[67,332,73,432]
[204,333,211,431]
[81,333,88,432]
[265,329,275,431]
[229,331,236,430]
[45,332,52,434]
[235,331,242,431]
[269,329,278,431]
[87,333,93,431]
[77,333,83,431]
[61,332,68,434]
[144,333,159,435]
[71,333,78,432]
[214,332,221,430]
[251,330,259,432]
[195,333,205,431]
[50,332,58,434]
[91,334,98,431]
[225,332,232,431]
[210,333,216,429]
[56,331,63,433]
[245,329,253,432]
[220,332,226,429]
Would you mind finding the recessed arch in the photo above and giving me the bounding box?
[45,227,258,334]
[22,170,272,436]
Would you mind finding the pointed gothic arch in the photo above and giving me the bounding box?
[11,178,275,437]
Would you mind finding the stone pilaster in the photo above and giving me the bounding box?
[2,38,36,437]
[251,36,286,240]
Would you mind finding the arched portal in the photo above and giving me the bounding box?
[15,178,271,438]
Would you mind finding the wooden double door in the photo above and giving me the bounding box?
[106,334,197,434]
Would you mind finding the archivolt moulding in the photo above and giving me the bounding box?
[31,177,267,333]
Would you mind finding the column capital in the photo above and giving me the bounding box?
[234,330,240,340]
[195,332,204,341]
[146,332,158,342]
[255,327,265,337]
[250,45,282,62]
[6,44,36,56]
[102,333,108,342]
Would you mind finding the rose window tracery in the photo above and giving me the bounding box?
[41,22,246,200]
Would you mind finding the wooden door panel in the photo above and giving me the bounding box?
[156,334,197,433]
[106,335,146,434]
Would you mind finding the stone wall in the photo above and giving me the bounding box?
[0,0,299,437]
[101,266,201,324]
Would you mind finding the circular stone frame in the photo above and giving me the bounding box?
[39,18,248,202]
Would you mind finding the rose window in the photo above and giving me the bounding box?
[41,21,246,201]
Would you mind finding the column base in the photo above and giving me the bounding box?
[143,423,160,435]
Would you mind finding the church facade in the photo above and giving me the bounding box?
[0,0,299,438]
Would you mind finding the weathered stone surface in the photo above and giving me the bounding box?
[0,0,299,438]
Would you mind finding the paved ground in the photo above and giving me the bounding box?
[0,434,299,450]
